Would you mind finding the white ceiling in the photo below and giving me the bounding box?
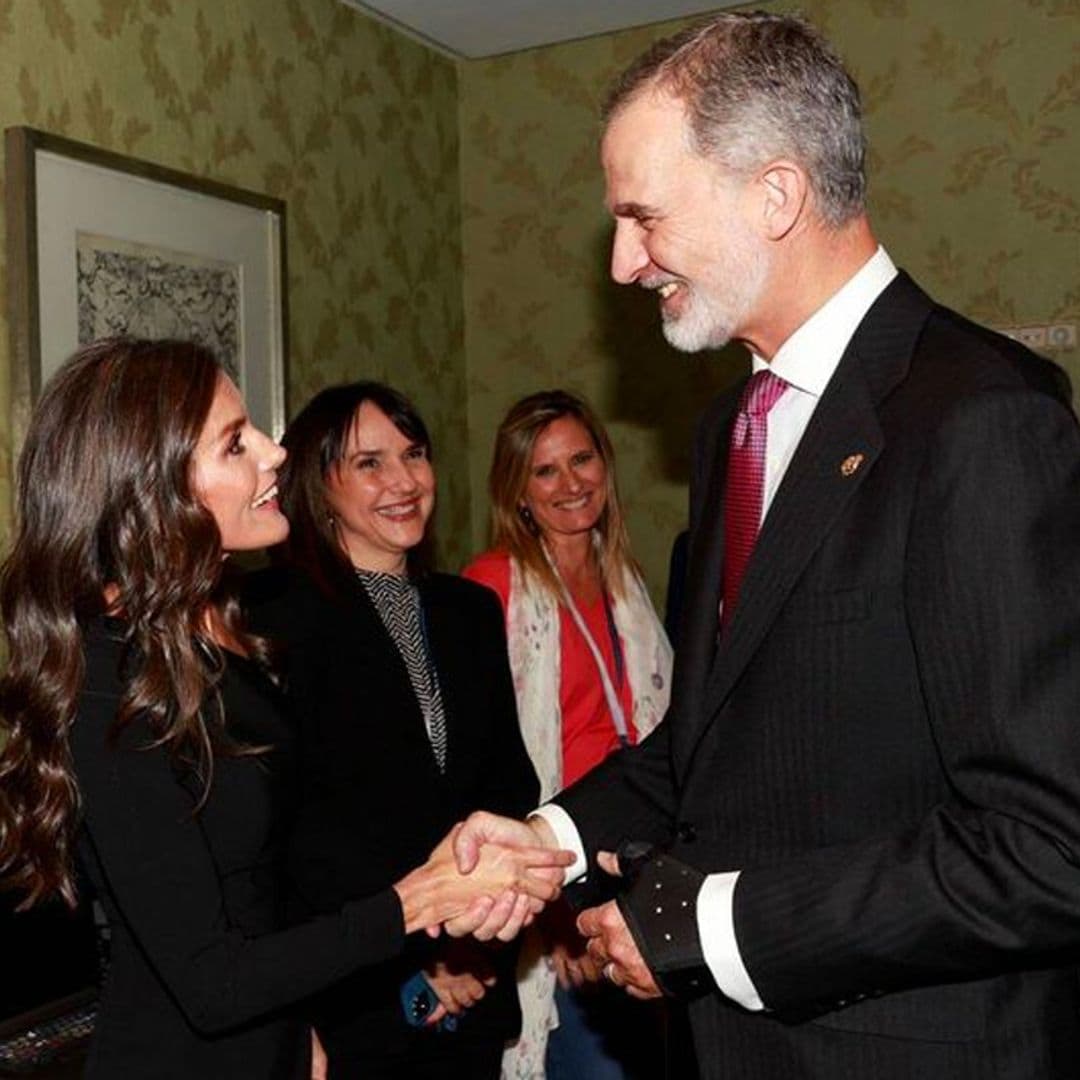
[339,1,749,59]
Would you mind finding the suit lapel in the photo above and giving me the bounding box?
[668,389,743,779]
[675,272,934,777]
[677,392,741,698]
[707,358,883,704]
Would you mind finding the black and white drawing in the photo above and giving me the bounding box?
[77,234,241,380]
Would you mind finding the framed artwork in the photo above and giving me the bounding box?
[5,126,288,448]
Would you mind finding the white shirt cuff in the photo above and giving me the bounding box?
[529,804,588,883]
[698,871,765,1011]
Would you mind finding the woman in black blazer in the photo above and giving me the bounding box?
[249,382,539,1079]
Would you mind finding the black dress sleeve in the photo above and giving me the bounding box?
[73,687,406,1036]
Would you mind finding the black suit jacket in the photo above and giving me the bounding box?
[248,568,539,1060]
[557,273,1080,1078]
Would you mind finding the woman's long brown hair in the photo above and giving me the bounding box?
[0,339,267,909]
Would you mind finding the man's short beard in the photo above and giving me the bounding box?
[661,293,736,352]
[659,241,768,353]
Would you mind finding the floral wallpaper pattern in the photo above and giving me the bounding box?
[459,0,1079,606]
[0,0,469,563]
[0,0,1074,607]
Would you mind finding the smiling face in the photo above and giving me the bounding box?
[603,89,770,353]
[522,416,608,542]
[191,374,289,553]
[325,400,435,574]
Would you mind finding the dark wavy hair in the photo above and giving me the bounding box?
[277,381,434,596]
[0,338,268,909]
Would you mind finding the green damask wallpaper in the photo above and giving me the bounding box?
[459,0,1079,605]
[0,0,469,563]
[0,0,1075,603]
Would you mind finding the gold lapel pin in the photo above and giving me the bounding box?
[840,453,865,477]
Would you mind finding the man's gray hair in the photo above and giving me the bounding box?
[604,11,866,227]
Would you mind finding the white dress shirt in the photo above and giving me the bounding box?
[536,246,898,1010]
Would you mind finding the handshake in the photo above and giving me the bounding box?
[392,811,663,999]
[392,811,571,943]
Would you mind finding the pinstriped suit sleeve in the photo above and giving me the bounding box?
[553,404,722,884]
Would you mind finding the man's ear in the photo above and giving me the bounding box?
[757,160,807,240]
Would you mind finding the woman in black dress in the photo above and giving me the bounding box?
[248,382,539,1079]
[0,340,567,1079]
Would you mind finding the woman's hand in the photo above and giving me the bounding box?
[423,940,497,1024]
[393,822,574,936]
[442,811,571,940]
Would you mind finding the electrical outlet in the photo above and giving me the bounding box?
[998,323,1077,351]
[1046,323,1077,349]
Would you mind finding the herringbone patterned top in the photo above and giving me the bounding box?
[356,569,448,770]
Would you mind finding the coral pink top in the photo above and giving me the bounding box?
[463,550,635,788]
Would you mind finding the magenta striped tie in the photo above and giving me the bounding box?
[721,369,788,630]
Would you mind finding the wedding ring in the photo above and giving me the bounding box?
[603,962,618,983]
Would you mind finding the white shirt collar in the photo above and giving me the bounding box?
[751,246,898,397]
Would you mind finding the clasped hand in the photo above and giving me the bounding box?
[437,812,659,1000]
[408,814,664,998]
[576,850,661,999]
[393,817,574,941]
[423,939,497,1026]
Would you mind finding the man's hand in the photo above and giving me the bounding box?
[577,900,661,1000]
[442,812,566,942]
[397,821,572,939]
[453,811,558,873]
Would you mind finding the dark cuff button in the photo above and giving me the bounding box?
[677,821,697,843]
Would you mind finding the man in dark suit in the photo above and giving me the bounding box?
[454,11,1080,1078]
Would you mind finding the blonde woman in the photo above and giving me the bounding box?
[464,390,672,1079]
